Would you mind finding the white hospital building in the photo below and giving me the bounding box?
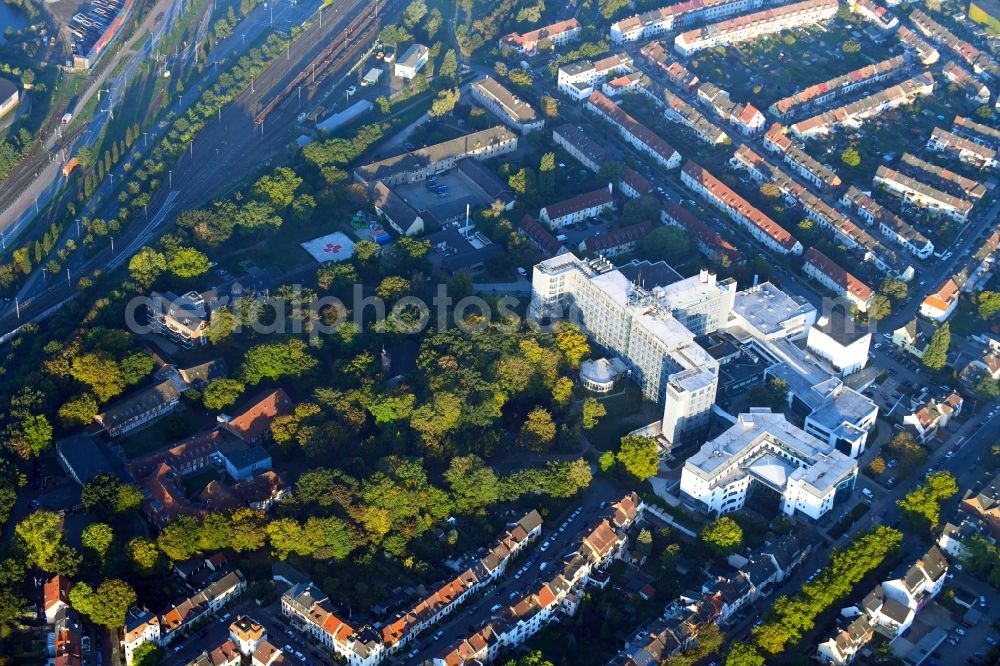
[530,254,735,444]
[680,409,858,520]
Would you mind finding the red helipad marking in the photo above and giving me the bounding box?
[323,243,343,253]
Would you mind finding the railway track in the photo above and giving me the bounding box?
[253,0,397,125]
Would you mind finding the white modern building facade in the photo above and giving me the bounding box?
[530,254,735,443]
[680,409,858,520]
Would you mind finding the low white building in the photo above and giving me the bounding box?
[728,282,817,343]
[806,314,871,376]
[394,44,429,80]
[538,186,614,229]
[680,409,858,520]
[470,76,544,134]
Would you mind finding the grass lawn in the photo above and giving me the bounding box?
[118,404,216,458]
[586,383,659,451]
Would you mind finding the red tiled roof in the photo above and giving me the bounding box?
[803,247,873,301]
[541,187,613,222]
[44,575,72,611]
[224,389,293,442]
[584,222,652,252]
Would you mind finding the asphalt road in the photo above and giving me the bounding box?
[0,0,192,244]
[404,477,622,665]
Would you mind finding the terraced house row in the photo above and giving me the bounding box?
[432,494,643,665]
[953,114,1000,150]
[846,0,897,30]
[909,8,1000,80]
[656,86,731,145]
[873,166,975,223]
[499,18,580,55]
[840,186,934,259]
[612,535,808,665]
[790,73,935,138]
[639,41,701,91]
[680,159,803,255]
[899,152,987,200]
[730,145,913,279]
[803,247,875,313]
[927,126,998,169]
[674,0,839,55]
[767,55,908,120]
[942,60,991,104]
[557,53,635,100]
[609,0,767,43]
[585,91,683,169]
[122,571,247,663]
[695,82,766,135]
[763,124,842,190]
[279,511,542,666]
[895,25,940,65]
[661,201,745,266]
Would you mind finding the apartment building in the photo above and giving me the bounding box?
[803,247,874,313]
[586,91,682,169]
[839,186,934,259]
[806,312,872,376]
[763,124,841,189]
[603,70,647,96]
[539,186,615,229]
[557,53,634,100]
[609,0,764,43]
[953,114,1000,150]
[896,25,940,65]
[123,572,247,663]
[927,126,998,168]
[791,73,935,137]
[920,277,961,321]
[0,78,18,121]
[730,146,909,279]
[470,76,544,134]
[661,202,744,266]
[531,255,734,443]
[847,0,898,29]
[640,41,700,91]
[903,392,964,443]
[500,18,580,54]
[942,60,991,104]
[910,8,1000,79]
[148,290,209,348]
[393,44,428,80]
[680,409,857,520]
[674,0,839,56]
[681,160,802,256]
[659,87,730,145]
[354,127,517,186]
[899,152,986,200]
[817,615,875,665]
[696,82,766,135]
[873,166,974,222]
[552,123,611,172]
[729,281,817,342]
[769,56,906,119]
[620,167,655,198]
[582,222,653,257]
[434,495,642,666]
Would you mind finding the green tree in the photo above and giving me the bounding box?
[126,537,162,575]
[726,642,765,666]
[128,247,166,287]
[376,276,411,301]
[552,376,574,409]
[82,473,143,517]
[166,247,211,278]
[157,515,202,560]
[58,393,99,427]
[555,325,590,369]
[445,455,500,512]
[701,516,743,555]
[978,291,1000,320]
[636,528,653,556]
[230,508,268,552]
[841,146,861,167]
[640,226,691,264]
[252,166,302,209]
[976,375,1000,401]
[19,414,52,456]
[922,323,950,371]
[131,643,164,666]
[429,88,460,117]
[598,450,616,474]
[616,435,659,481]
[69,579,136,628]
[403,0,427,26]
[240,338,318,384]
[16,511,81,575]
[202,378,245,410]
[869,294,891,321]
[897,471,958,529]
[439,49,458,82]
[841,40,861,54]
[81,523,114,560]
[868,456,886,475]
[581,397,606,430]
[760,182,781,199]
[880,278,909,301]
[520,406,556,451]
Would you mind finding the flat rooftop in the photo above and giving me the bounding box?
[732,282,814,336]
